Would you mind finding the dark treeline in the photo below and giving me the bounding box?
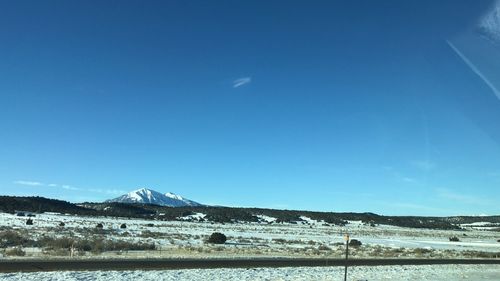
[0,196,96,215]
[2,196,498,230]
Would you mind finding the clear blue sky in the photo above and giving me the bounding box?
[1,0,500,216]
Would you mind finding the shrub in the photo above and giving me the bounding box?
[0,231,34,247]
[38,236,75,250]
[70,238,155,254]
[105,240,155,251]
[59,222,65,227]
[96,223,103,228]
[207,232,227,244]
[272,238,287,244]
[75,240,93,252]
[26,219,33,225]
[49,248,71,256]
[449,236,460,242]
[318,245,331,251]
[120,223,127,229]
[90,239,105,254]
[140,230,163,238]
[349,239,362,247]
[182,210,194,217]
[413,248,432,255]
[5,247,25,256]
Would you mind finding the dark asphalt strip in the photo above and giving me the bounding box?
[0,258,499,273]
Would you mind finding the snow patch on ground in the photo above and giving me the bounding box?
[299,216,322,225]
[177,213,206,221]
[0,265,499,281]
[255,215,276,223]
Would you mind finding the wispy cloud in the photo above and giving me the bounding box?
[13,179,125,195]
[477,0,500,44]
[436,188,491,205]
[381,166,418,184]
[88,188,127,195]
[447,40,500,100]
[412,160,436,171]
[61,185,80,191]
[391,202,451,213]
[232,77,251,88]
[402,177,416,183]
[13,180,44,186]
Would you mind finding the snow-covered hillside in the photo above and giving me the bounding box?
[106,188,202,207]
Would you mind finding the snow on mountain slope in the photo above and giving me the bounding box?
[105,188,202,207]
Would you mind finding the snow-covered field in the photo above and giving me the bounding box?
[0,212,499,259]
[0,265,499,281]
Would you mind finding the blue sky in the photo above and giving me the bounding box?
[1,0,500,216]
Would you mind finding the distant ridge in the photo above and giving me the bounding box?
[1,195,499,230]
[105,188,203,207]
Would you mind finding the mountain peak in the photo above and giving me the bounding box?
[106,188,202,207]
[165,192,184,200]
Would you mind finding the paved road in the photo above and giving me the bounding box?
[0,258,499,273]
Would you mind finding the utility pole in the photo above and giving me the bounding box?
[344,233,350,281]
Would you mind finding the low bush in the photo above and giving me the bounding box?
[38,236,75,250]
[207,232,227,244]
[413,248,432,255]
[0,231,34,247]
[105,240,155,252]
[139,230,163,238]
[318,245,331,251]
[272,238,287,244]
[5,247,25,256]
[349,239,362,247]
[37,236,155,254]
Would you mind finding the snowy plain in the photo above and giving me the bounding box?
[0,211,499,259]
[1,211,500,280]
[0,265,499,281]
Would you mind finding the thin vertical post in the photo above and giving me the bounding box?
[344,234,349,281]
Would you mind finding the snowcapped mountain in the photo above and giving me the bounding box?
[105,188,202,207]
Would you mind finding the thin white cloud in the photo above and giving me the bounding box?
[381,166,417,184]
[402,177,416,183]
[391,202,450,213]
[478,0,500,43]
[447,40,500,100]
[13,179,124,195]
[13,180,44,186]
[88,188,127,195]
[412,160,436,171]
[436,188,492,205]
[232,77,251,88]
[61,185,80,191]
